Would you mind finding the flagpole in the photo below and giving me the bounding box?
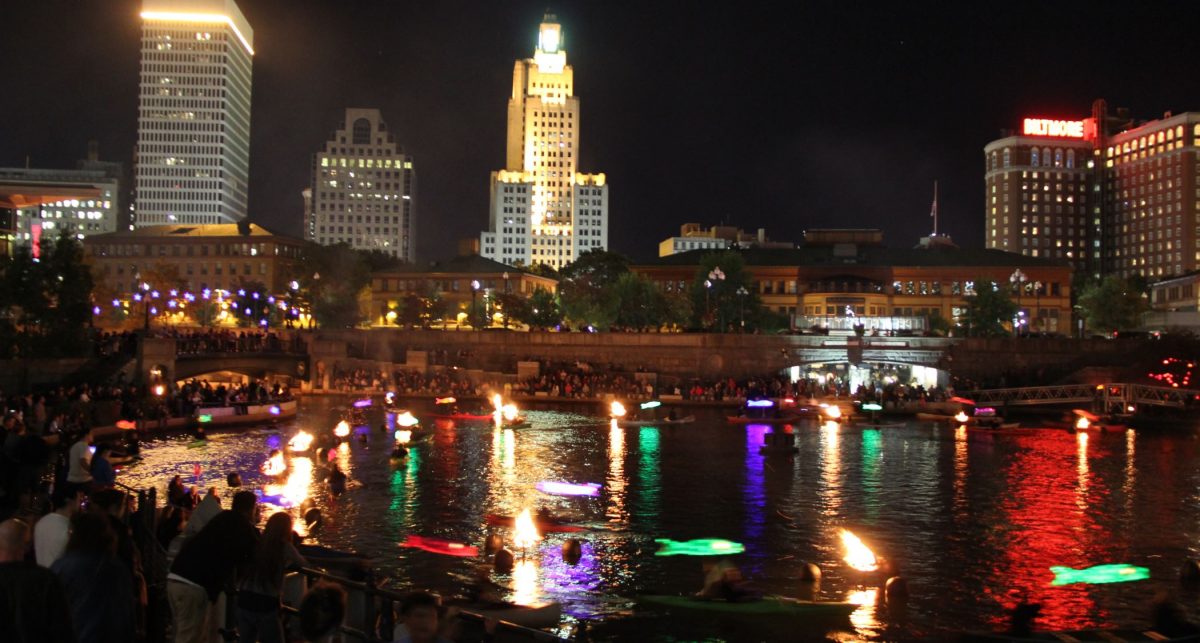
[931,180,939,237]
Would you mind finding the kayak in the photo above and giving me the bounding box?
[725,416,797,425]
[638,595,857,619]
[846,421,907,429]
[402,535,479,557]
[958,630,1200,642]
[429,412,495,421]
[485,514,586,533]
[615,416,695,428]
[454,600,563,629]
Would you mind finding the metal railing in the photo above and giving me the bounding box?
[280,565,572,643]
[963,382,1199,409]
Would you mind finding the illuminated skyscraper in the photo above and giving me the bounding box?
[135,0,253,227]
[985,100,1200,281]
[308,108,416,260]
[480,13,608,269]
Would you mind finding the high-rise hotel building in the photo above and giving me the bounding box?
[307,109,416,260]
[135,0,253,227]
[479,14,609,270]
[985,100,1200,281]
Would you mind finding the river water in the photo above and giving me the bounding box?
[116,396,1200,641]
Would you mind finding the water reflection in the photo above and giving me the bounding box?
[743,425,767,555]
[114,398,1200,640]
[847,587,880,632]
[635,427,660,526]
[606,422,626,523]
[512,558,540,605]
[1076,431,1090,511]
[819,420,842,516]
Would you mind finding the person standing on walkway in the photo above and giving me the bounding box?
[0,518,75,643]
[168,490,259,643]
[236,511,307,643]
[51,512,135,643]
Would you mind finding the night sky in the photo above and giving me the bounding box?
[5,1,1200,262]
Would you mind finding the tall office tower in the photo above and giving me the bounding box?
[480,13,608,270]
[308,108,416,260]
[135,0,253,227]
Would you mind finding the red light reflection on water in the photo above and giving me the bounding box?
[988,431,1112,630]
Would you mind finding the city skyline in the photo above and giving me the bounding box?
[5,1,1200,261]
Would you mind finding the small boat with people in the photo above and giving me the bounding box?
[609,399,695,427]
[972,407,1021,430]
[759,428,799,454]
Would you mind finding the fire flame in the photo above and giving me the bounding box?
[822,404,842,420]
[513,508,542,550]
[395,411,420,427]
[610,401,627,418]
[333,421,351,438]
[954,411,969,423]
[288,431,314,452]
[491,394,503,412]
[394,430,412,444]
[261,450,286,476]
[501,403,519,422]
[840,528,879,572]
[1076,416,1090,430]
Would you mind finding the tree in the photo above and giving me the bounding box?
[0,232,94,357]
[228,280,279,328]
[558,249,630,330]
[492,292,527,329]
[609,272,657,331]
[960,279,1018,337]
[1076,276,1150,334]
[689,251,760,332]
[299,243,369,328]
[190,298,219,328]
[517,287,561,330]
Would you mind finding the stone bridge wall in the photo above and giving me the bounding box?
[139,330,1145,390]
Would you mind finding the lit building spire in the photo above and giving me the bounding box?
[481,13,609,270]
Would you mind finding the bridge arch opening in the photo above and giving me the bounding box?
[782,361,950,396]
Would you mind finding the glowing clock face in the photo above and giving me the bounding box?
[539,26,560,53]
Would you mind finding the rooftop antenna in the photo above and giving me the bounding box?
[930,180,939,236]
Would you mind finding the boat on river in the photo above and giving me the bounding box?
[429,411,495,422]
[638,595,857,619]
[197,399,299,428]
[616,415,695,428]
[959,629,1200,642]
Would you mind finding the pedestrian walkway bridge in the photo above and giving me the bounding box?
[964,383,1200,409]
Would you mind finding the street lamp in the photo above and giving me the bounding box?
[706,267,725,331]
[471,279,481,330]
[1032,280,1043,333]
[1009,269,1027,336]
[736,286,749,332]
[502,271,511,293]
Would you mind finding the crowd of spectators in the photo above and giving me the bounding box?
[162,329,305,356]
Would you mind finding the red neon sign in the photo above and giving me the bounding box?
[1023,118,1094,140]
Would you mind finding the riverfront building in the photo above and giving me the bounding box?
[307,108,416,260]
[635,229,1074,334]
[84,223,304,296]
[135,0,254,227]
[985,99,1200,281]
[479,13,609,270]
[369,255,558,327]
